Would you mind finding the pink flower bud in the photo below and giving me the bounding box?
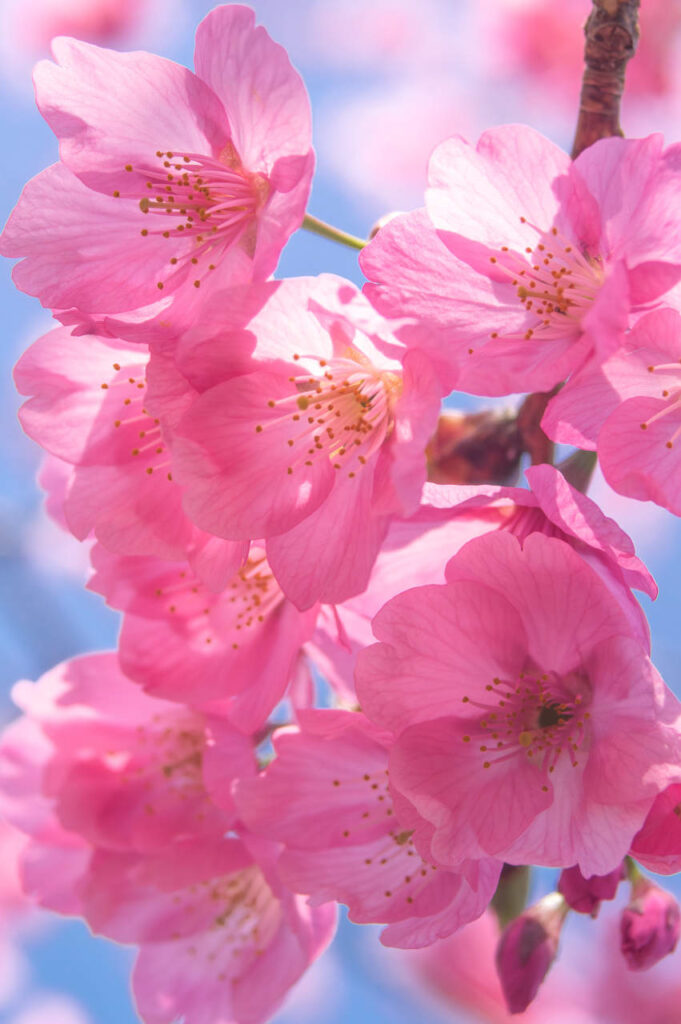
[558,862,625,917]
[620,878,681,971]
[495,892,568,1014]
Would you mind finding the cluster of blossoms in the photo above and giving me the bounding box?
[3,4,681,1021]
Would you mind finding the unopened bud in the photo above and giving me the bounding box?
[620,877,681,971]
[368,211,406,239]
[495,892,567,1014]
[558,862,625,917]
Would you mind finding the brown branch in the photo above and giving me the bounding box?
[571,0,641,159]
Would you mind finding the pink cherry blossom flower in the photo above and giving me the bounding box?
[356,531,681,875]
[88,543,319,732]
[54,835,335,1024]
[361,127,681,395]
[558,863,625,917]
[543,307,681,516]
[620,877,681,971]
[171,276,441,609]
[15,326,247,578]
[129,839,336,1024]
[235,708,501,948]
[0,5,313,321]
[1,653,256,854]
[0,653,335,1024]
[630,782,681,875]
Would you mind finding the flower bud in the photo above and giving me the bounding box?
[495,892,567,1013]
[558,862,625,917]
[620,877,681,970]
[368,211,406,239]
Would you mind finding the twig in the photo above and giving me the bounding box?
[572,0,641,158]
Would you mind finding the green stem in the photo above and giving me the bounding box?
[301,214,367,251]
[624,855,644,884]
[491,864,531,928]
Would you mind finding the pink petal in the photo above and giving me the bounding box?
[174,371,335,539]
[14,329,148,464]
[445,532,636,675]
[34,37,228,190]
[266,462,390,610]
[63,462,193,559]
[380,858,501,949]
[1,164,197,313]
[541,359,617,448]
[194,5,312,174]
[599,396,681,514]
[356,579,528,734]
[631,783,681,875]
[236,711,394,851]
[390,717,552,865]
[361,210,529,394]
[525,463,656,599]
[571,135,664,260]
[426,126,571,269]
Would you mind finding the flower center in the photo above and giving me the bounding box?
[208,865,282,957]
[256,350,401,479]
[460,668,591,785]
[152,548,284,650]
[114,142,267,290]
[157,723,205,786]
[486,217,603,346]
[101,359,173,480]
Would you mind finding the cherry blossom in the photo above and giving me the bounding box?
[88,543,318,731]
[15,326,247,577]
[3,0,681,1017]
[361,127,681,394]
[356,531,681,875]
[235,708,501,948]
[171,276,441,609]
[0,5,313,322]
[0,653,336,1024]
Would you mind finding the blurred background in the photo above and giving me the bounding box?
[2,0,681,1021]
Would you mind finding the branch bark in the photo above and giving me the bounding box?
[571,0,641,158]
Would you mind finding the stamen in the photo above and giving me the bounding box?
[115,146,267,290]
